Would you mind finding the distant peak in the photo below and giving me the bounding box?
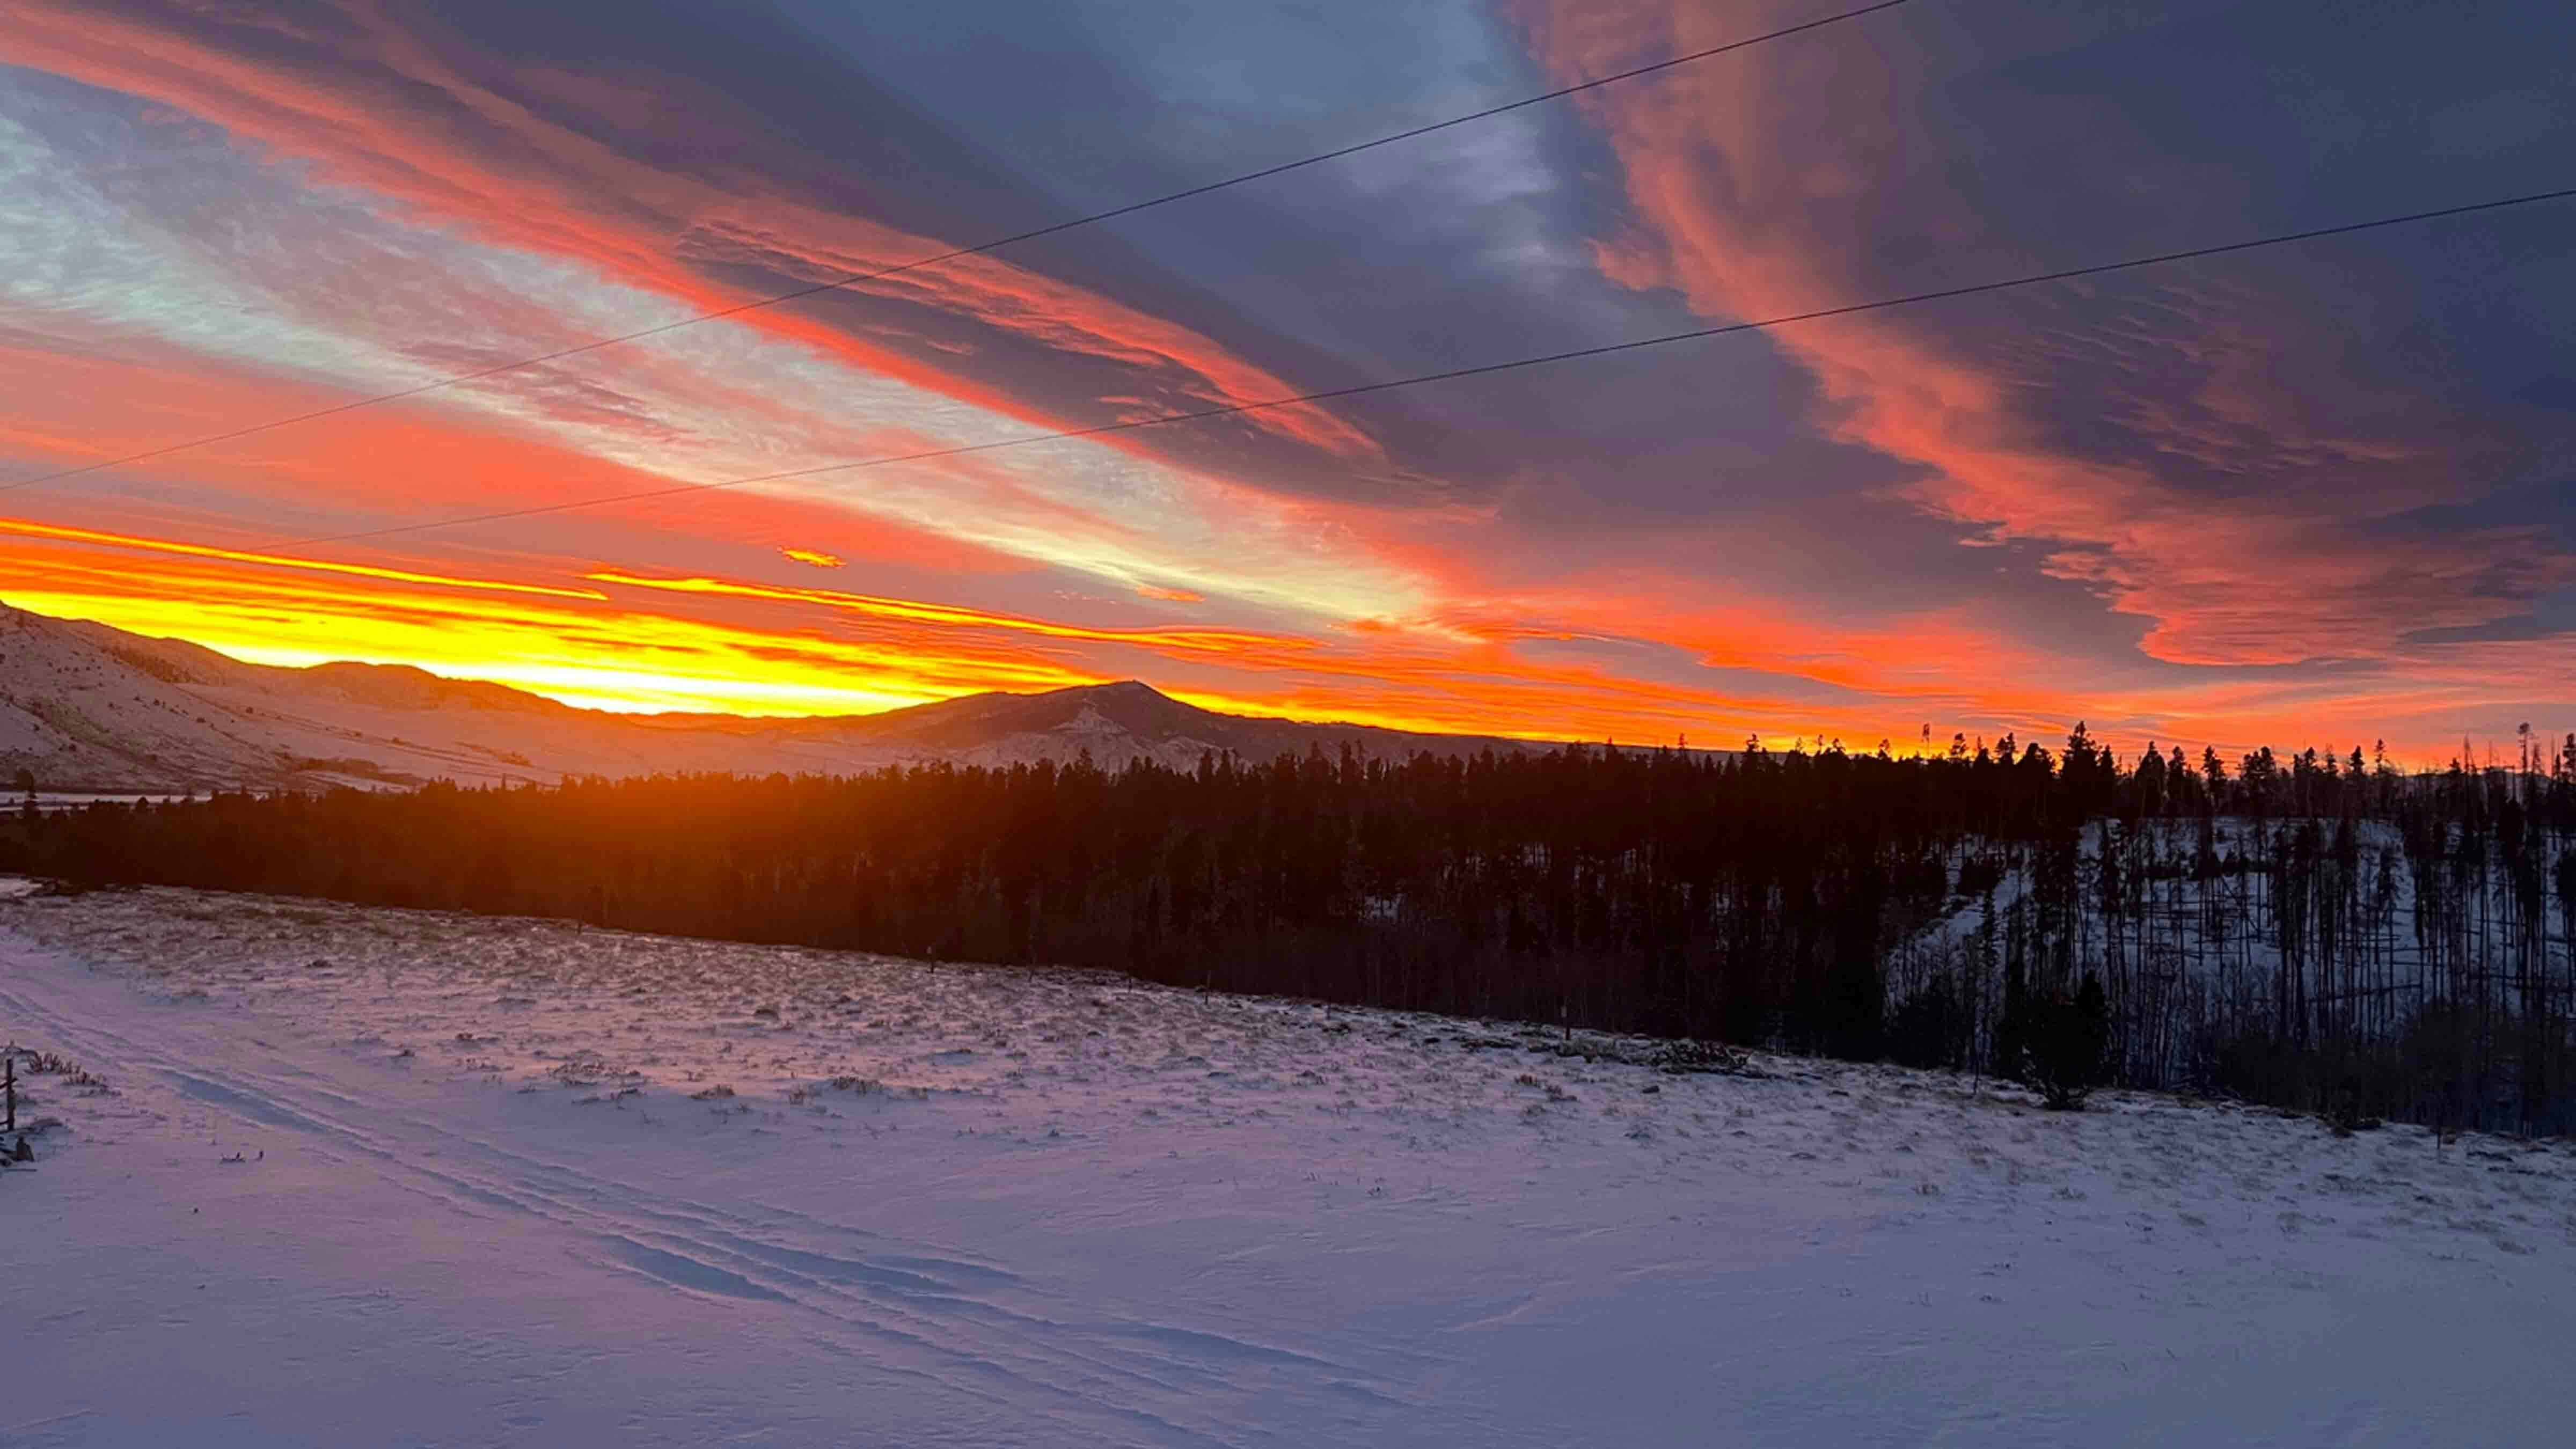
[1043,680,1204,733]
[1055,680,1178,706]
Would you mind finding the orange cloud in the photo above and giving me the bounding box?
[2,507,2532,758]
[0,335,1045,588]
[0,2,1379,469]
[587,569,1318,660]
[7,3,2561,763]
[779,548,845,569]
[1513,0,2573,672]
[0,514,604,602]
[0,500,2060,745]
[0,539,1095,715]
[0,338,693,521]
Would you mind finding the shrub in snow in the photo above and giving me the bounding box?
[1653,1040,1750,1075]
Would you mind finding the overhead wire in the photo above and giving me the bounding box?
[269,184,2576,550]
[0,0,1918,496]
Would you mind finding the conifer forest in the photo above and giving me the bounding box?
[14,724,2576,1132]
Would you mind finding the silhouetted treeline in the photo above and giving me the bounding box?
[11,723,2576,1132]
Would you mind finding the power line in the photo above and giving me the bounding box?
[274,183,2576,551]
[0,0,1916,496]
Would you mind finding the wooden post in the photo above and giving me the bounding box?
[4,1055,14,1135]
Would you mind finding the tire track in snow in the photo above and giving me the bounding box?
[0,938,1443,1448]
[246,1067,1362,1417]
[0,957,1255,1446]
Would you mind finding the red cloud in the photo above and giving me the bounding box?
[13,1,2565,758]
[0,2,1379,467]
[1512,0,2575,672]
[0,326,1055,583]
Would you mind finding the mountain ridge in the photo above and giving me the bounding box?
[0,600,1540,793]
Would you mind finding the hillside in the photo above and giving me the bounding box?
[4,883,2569,1446]
[0,601,1532,793]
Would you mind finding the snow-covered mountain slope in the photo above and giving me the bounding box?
[815,677,1533,773]
[3,884,2570,1446]
[0,602,1531,793]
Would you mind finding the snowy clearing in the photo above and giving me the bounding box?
[3,884,2573,1447]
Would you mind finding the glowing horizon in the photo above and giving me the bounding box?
[2,2,2570,766]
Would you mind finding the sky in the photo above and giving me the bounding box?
[1,0,2571,761]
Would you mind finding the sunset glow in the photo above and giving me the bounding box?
[2,1,2570,760]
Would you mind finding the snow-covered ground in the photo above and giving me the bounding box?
[3,884,2572,1447]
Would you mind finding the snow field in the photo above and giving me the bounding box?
[3,884,2573,1446]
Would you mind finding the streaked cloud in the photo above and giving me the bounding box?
[0,0,2569,758]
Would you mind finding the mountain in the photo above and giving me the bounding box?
[0,601,1536,794]
[803,677,1534,771]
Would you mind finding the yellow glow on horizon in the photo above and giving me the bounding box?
[0,556,1102,720]
[210,636,943,716]
[0,516,2512,760]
